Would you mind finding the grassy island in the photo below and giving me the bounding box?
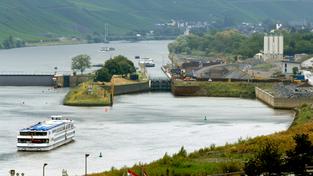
[63,73,148,106]
[63,82,111,106]
[90,104,313,176]
[64,55,149,106]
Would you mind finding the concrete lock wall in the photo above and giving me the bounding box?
[0,75,54,86]
[114,82,150,95]
[255,87,275,107]
[274,97,313,109]
[256,87,313,109]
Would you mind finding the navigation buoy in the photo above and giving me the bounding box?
[99,152,103,158]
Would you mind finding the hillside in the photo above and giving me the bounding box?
[1,0,313,41]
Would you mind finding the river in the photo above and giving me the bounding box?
[0,41,293,176]
[0,40,170,76]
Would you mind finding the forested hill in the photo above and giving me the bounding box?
[1,0,313,41]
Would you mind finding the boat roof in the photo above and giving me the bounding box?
[21,119,72,132]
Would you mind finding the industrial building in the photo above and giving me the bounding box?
[263,34,284,62]
[281,60,301,74]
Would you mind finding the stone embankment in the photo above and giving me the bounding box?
[256,86,313,109]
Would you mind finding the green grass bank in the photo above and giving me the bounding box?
[172,81,272,99]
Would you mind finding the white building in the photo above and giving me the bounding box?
[281,60,300,74]
[184,27,191,36]
[264,34,284,62]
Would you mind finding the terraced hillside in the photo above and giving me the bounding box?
[1,0,313,41]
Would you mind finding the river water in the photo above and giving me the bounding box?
[0,41,293,176]
[0,40,170,76]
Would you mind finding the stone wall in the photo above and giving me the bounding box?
[114,81,150,95]
[55,75,91,87]
[255,87,313,109]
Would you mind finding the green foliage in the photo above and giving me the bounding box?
[71,54,91,74]
[168,30,259,58]
[176,146,187,158]
[93,55,135,83]
[0,36,25,49]
[285,134,313,175]
[292,104,313,127]
[220,161,242,173]
[284,31,313,55]
[169,30,313,59]
[245,133,313,175]
[292,67,299,75]
[104,59,121,75]
[244,159,262,176]
[3,1,313,41]
[244,141,283,175]
[104,55,135,76]
[94,67,112,82]
[173,81,257,98]
[63,82,111,106]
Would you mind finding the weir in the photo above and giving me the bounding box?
[0,73,55,86]
[0,73,90,87]
[149,76,171,91]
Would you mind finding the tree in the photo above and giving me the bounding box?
[285,134,313,175]
[104,59,121,75]
[293,67,299,75]
[244,141,283,176]
[71,54,91,74]
[94,67,112,82]
[104,55,135,76]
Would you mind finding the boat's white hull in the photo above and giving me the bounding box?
[17,136,74,151]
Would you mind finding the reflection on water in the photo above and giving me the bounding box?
[0,87,293,176]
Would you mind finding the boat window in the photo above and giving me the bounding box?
[31,139,49,143]
[20,132,47,136]
[18,138,49,143]
[52,126,66,133]
[17,139,32,143]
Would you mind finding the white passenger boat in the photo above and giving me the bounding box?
[17,116,75,151]
[138,58,155,67]
[100,47,115,52]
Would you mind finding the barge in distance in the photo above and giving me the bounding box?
[17,116,75,151]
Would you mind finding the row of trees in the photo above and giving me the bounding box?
[71,54,136,82]
[168,30,313,59]
[0,36,26,49]
[244,134,313,175]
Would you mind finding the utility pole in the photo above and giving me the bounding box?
[43,163,48,176]
[85,154,90,176]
